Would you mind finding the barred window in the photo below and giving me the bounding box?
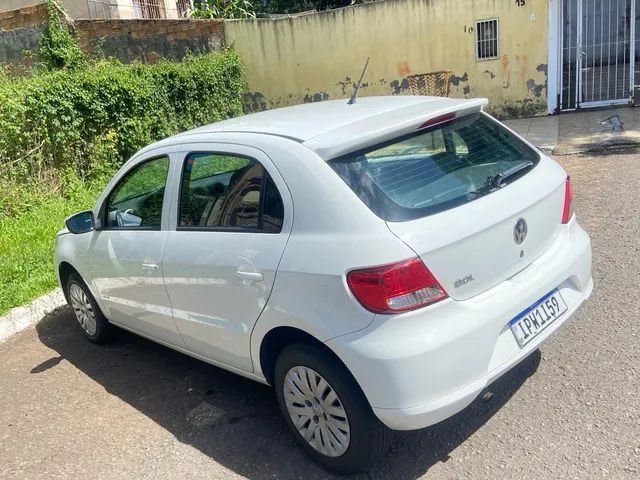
[176,0,192,16]
[475,19,499,60]
[133,0,167,19]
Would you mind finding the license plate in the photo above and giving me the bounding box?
[509,289,568,347]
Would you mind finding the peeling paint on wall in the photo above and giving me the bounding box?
[243,92,267,113]
[336,76,352,95]
[450,72,469,86]
[450,72,471,98]
[390,78,411,95]
[303,91,330,103]
[526,78,545,98]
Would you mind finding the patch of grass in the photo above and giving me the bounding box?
[0,47,245,314]
[0,179,103,315]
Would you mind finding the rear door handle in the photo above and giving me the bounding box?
[142,262,159,271]
[235,270,264,282]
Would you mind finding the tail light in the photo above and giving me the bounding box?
[562,176,574,224]
[346,258,448,314]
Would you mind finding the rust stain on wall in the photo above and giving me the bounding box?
[397,61,411,77]
[501,54,511,89]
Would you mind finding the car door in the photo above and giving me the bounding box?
[88,151,184,347]
[161,144,292,372]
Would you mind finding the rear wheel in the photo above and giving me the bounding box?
[66,274,113,343]
[274,344,392,474]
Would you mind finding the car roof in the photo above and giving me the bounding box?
[138,96,488,159]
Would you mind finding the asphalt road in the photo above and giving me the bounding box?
[1,151,639,479]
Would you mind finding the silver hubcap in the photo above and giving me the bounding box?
[69,284,97,336]
[283,366,351,457]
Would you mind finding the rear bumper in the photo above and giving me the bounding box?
[373,277,591,430]
[326,217,593,430]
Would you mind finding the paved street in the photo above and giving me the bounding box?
[1,151,639,479]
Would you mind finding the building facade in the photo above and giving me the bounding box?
[2,0,190,19]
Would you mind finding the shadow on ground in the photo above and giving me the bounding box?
[35,307,541,479]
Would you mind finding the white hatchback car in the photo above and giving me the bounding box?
[56,96,592,473]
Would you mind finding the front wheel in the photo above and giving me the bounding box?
[274,344,392,474]
[66,273,113,343]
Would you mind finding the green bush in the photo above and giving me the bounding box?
[0,49,245,314]
[190,0,256,19]
[36,0,87,71]
[1,50,244,187]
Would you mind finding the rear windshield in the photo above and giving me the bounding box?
[330,113,539,222]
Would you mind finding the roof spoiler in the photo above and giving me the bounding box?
[305,98,488,160]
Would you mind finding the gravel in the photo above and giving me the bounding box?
[1,150,639,479]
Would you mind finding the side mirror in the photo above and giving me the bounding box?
[65,210,95,234]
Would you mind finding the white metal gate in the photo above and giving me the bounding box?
[561,0,636,109]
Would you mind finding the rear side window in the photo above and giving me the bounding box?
[330,113,539,222]
[179,152,284,232]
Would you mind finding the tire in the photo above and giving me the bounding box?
[274,344,392,474]
[66,273,114,344]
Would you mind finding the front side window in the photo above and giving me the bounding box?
[330,113,539,222]
[105,156,169,229]
[179,152,284,232]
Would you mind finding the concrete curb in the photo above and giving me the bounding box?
[0,289,66,344]
[553,141,640,156]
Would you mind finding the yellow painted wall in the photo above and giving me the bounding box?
[226,0,549,117]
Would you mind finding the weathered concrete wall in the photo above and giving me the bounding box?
[226,0,549,117]
[75,18,225,63]
[0,3,47,66]
[0,3,225,66]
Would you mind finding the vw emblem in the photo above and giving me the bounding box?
[513,218,528,245]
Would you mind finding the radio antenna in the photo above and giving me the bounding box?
[347,57,370,105]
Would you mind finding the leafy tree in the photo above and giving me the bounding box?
[259,0,354,14]
[190,0,256,19]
